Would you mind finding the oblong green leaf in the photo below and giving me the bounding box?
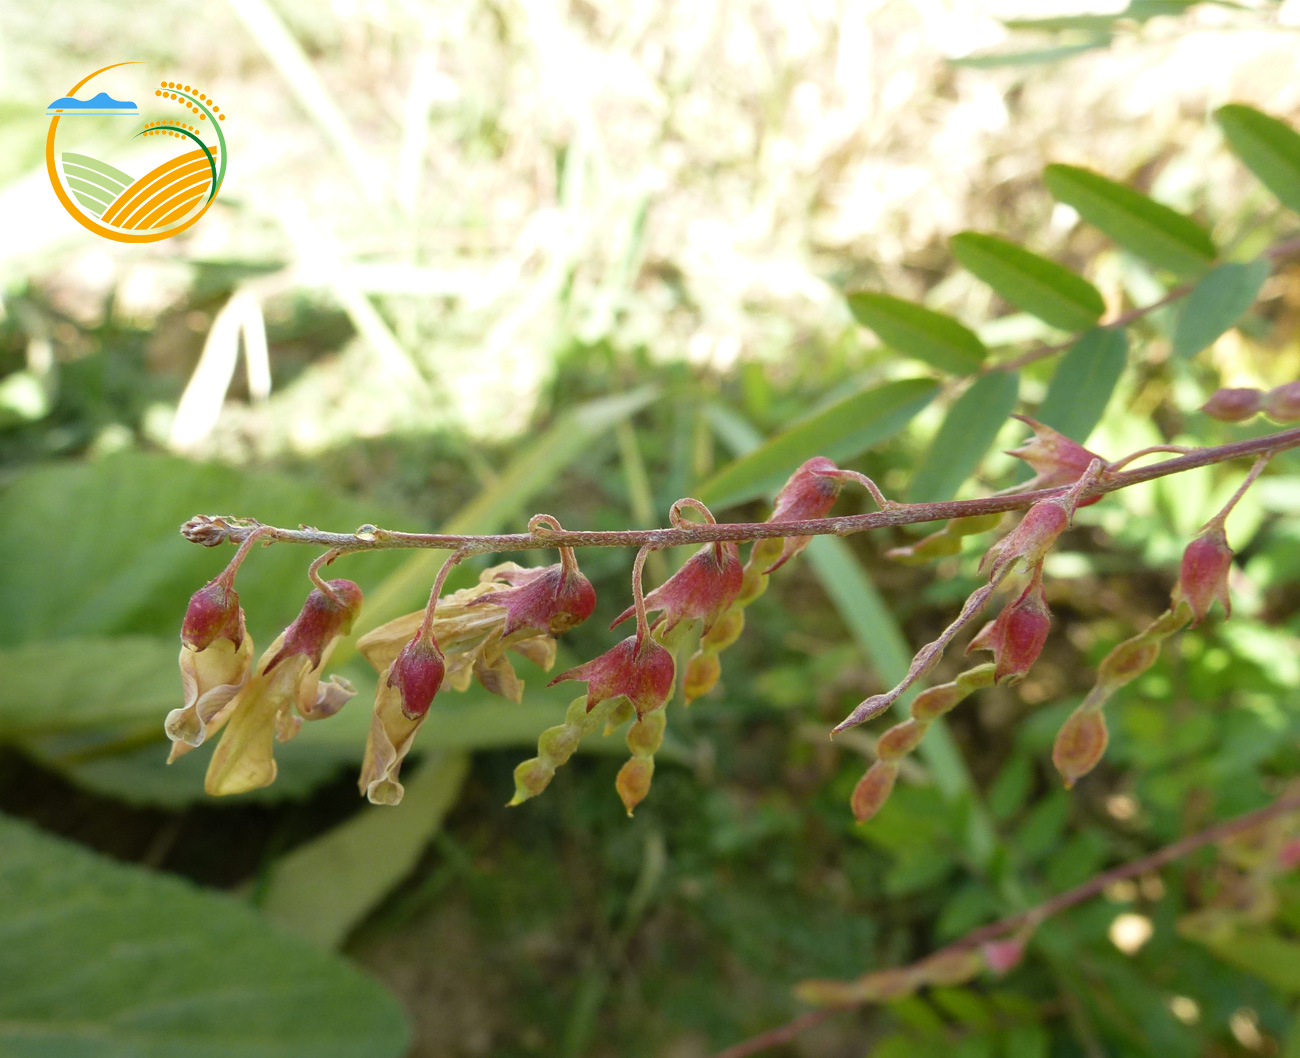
[1216,104,1300,216]
[697,378,939,509]
[0,813,410,1058]
[908,371,1020,503]
[1173,258,1270,359]
[1043,163,1217,276]
[950,37,1111,69]
[1037,326,1128,442]
[847,292,987,374]
[951,231,1105,332]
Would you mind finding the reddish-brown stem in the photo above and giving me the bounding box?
[214,524,272,588]
[180,425,1300,560]
[307,548,343,604]
[630,544,653,652]
[530,513,578,580]
[416,548,469,644]
[1205,453,1272,530]
[715,787,1300,1058]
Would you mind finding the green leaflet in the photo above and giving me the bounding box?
[1217,104,1300,217]
[1172,258,1270,359]
[0,813,410,1058]
[951,232,1105,332]
[1036,327,1128,443]
[1044,163,1217,277]
[908,371,1020,503]
[847,292,988,374]
[696,378,939,509]
[950,37,1111,69]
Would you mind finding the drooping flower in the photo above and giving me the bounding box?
[610,542,743,636]
[760,457,845,573]
[358,635,446,805]
[549,635,676,717]
[1006,416,1103,491]
[201,580,362,796]
[167,580,253,759]
[1172,524,1233,625]
[967,566,1051,683]
[469,559,596,636]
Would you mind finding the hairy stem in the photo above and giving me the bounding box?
[182,425,1300,558]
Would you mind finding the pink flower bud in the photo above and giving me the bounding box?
[181,581,244,651]
[763,457,844,572]
[967,574,1051,684]
[263,580,364,674]
[1263,381,1300,421]
[1007,416,1103,491]
[1052,708,1108,788]
[611,543,743,635]
[982,501,1070,582]
[388,636,446,720]
[1201,387,1262,422]
[1172,526,1233,626]
[850,760,898,823]
[981,938,1026,976]
[472,561,597,635]
[1278,838,1300,871]
[549,635,676,717]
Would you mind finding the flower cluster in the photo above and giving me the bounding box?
[169,417,1270,819]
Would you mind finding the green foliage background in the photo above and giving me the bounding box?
[2,2,1300,1057]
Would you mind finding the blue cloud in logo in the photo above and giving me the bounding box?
[45,91,139,116]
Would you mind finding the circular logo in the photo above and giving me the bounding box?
[46,62,228,243]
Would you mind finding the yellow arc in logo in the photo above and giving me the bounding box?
[46,62,224,243]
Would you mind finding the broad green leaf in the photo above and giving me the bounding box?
[847,292,987,374]
[0,637,179,737]
[1217,104,1300,215]
[950,232,1105,332]
[696,378,939,509]
[1036,326,1128,442]
[1043,164,1217,276]
[909,371,1020,503]
[0,813,410,1058]
[1003,14,1117,31]
[259,752,470,948]
[0,454,416,649]
[1172,258,1270,359]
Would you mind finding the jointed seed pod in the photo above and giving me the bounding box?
[617,707,667,815]
[510,695,618,805]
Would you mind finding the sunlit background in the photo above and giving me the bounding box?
[3,2,1300,1057]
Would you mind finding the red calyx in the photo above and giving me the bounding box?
[473,563,597,636]
[389,636,446,720]
[181,581,244,651]
[263,579,364,673]
[549,635,676,717]
[610,542,743,635]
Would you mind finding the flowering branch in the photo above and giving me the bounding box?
[714,787,1300,1058]
[182,424,1300,559]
